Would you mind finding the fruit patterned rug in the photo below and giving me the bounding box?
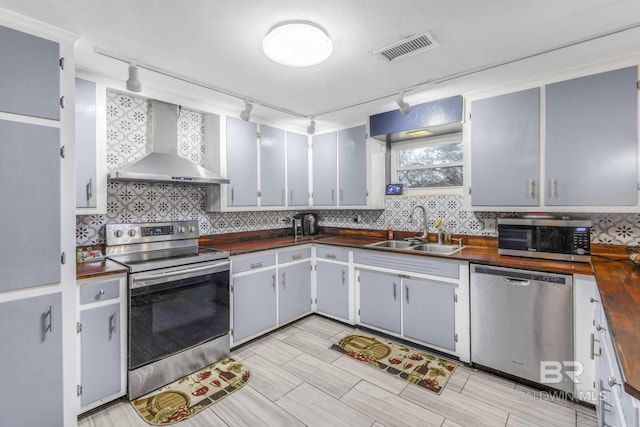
[131,357,250,425]
[331,331,457,394]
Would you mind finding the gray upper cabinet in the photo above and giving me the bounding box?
[312,131,338,206]
[545,66,638,206]
[338,125,367,206]
[470,88,540,206]
[0,25,60,120]
[287,131,309,206]
[226,116,258,206]
[0,293,63,426]
[260,124,286,206]
[76,78,97,209]
[0,119,60,292]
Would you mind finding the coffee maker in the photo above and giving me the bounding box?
[292,213,319,236]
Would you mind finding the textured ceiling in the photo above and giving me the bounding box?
[1,0,640,127]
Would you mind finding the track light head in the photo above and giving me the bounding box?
[240,101,253,121]
[307,118,316,135]
[126,64,142,92]
[396,94,411,115]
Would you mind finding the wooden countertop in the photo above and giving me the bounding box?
[593,257,640,399]
[76,259,128,280]
[76,229,638,399]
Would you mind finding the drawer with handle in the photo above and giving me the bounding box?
[232,253,276,274]
[279,247,311,264]
[316,246,349,262]
[80,278,120,304]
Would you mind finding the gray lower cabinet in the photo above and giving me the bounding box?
[316,260,349,321]
[403,277,455,350]
[338,125,367,206]
[0,25,60,120]
[260,124,286,206]
[358,269,401,334]
[232,269,277,343]
[78,275,126,412]
[226,116,258,207]
[0,119,60,292]
[279,261,312,323]
[470,88,540,206]
[545,66,638,206]
[286,131,309,206]
[0,293,63,427]
[80,303,121,407]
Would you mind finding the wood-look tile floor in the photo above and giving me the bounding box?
[79,315,597,427]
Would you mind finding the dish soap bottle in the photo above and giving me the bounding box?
[386,224,394,240]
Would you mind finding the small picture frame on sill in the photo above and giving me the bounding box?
[386,183,403,195]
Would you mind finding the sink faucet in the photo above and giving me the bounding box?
[408,205,428,241]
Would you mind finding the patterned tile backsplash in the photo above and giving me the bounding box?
[76,90,640,247]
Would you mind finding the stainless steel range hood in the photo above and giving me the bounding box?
[109,100,230,184]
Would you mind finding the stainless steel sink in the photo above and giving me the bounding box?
[366,240,414,250]
[410,243,465,255]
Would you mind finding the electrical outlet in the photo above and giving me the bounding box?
[483,218,496,232]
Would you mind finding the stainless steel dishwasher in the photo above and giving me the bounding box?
[470,264,574,393]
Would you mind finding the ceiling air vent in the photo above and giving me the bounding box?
[374,33,438,62]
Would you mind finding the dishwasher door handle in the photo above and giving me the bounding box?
[503,277,530,286]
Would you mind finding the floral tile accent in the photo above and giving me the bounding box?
[76,89,639,247]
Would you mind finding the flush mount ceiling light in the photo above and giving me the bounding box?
[396,94,411,115]
[263,21,333,67]
[126,63,142,92]
[240,101,253,121]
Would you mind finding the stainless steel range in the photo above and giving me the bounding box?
[105,221,230,399]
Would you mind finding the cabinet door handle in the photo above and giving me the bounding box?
[405,284,409,303]
[290,190,293,204]
[325,254,336,259]
[282,189,285,205]
[43,305,53,334]
[250,262,264,269]
[341,270,345,286]
[109,312,116,336]
[331,189,335,203]
[393,282,397,301]
[590,333,601,359]
[550,178,558,199]
[87,178,93,200]
[282,273,286,289]
[528,179,535,198]
[272,274,276,291]
[231,188,235,204]
[340,189,344,204]
[292,255,302,260]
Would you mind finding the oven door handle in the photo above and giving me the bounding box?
[131,261,230,288]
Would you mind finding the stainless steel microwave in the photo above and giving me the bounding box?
[497,218,592,262]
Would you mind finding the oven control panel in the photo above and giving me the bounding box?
[106,221,199,245]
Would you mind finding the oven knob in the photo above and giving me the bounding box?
[576,248,585,255]
[178,226,186,233]
[114,229,123,238]
[128,229,137,237]
[188,226,196,233]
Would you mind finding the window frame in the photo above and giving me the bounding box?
[390,132,464,195]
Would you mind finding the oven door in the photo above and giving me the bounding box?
[128,260,230,370]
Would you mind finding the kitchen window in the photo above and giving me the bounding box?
[391,133,463,193]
